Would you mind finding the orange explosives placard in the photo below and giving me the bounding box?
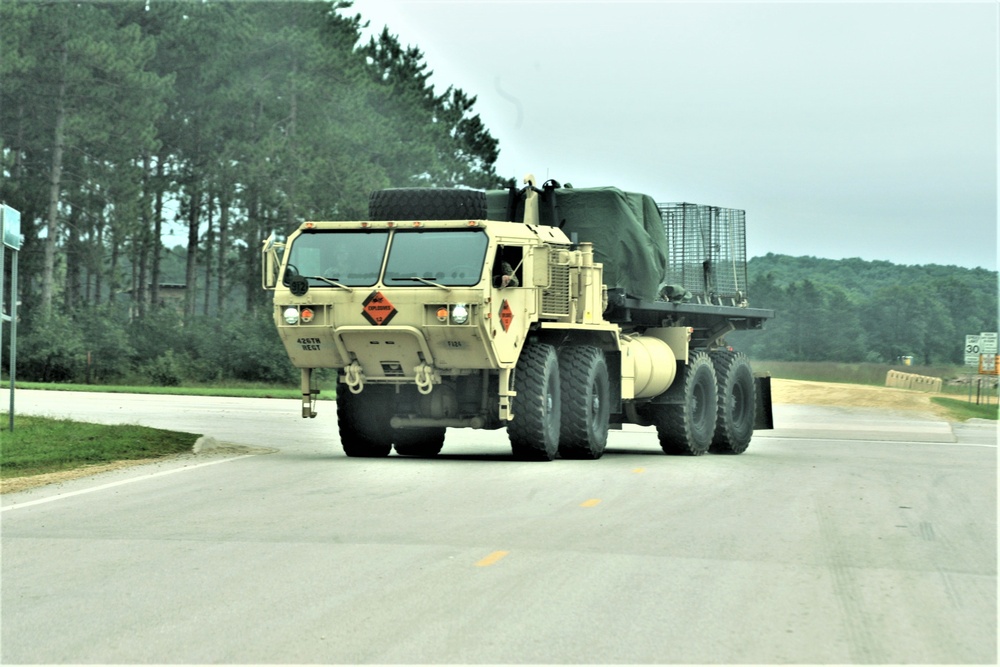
[499,299,513,332]
[362,291,397,326]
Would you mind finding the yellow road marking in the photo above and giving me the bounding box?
[632,467,646,474]
[580,498,602,507]
[475,550,510,567]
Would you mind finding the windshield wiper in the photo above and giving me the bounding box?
[396,276,453,291]
[306,276,354,292]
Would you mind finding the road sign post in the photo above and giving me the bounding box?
[1,204,21,432]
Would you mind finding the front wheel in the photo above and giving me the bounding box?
[508,343,561,460]
[337,385,393,457]
[558,346,610,459]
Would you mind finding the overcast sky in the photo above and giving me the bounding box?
[355,0,997,270]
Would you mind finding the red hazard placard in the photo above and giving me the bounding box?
[499,299,513,332]
[362,290,397,326]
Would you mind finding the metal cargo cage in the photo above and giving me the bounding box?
[658,202,748,305]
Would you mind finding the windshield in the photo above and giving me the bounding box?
[383,229,488,287]
[284,230,388,287]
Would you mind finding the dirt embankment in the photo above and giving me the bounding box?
[771,379,953,417]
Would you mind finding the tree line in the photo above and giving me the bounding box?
[729,254,998,366]
[2,2,995,385]
[2,0,502,382]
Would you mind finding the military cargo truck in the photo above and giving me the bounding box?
[262,175,774,460]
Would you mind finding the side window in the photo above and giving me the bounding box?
[492,245,523,288]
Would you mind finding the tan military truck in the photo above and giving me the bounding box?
[262,175,773,460]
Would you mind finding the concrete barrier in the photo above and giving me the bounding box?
[885,370,943,393]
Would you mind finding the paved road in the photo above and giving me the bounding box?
[2,390,996,664]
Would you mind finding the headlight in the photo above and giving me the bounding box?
[451,304,469,325]
[283,307,299,324]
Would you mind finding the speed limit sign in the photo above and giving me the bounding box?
[965,334,981,366]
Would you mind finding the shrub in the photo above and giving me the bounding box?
[12,312,86,382]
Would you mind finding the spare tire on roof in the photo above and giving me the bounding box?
[369,188,488,221]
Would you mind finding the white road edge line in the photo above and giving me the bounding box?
[754,435,996,448]
[1,454,257,513]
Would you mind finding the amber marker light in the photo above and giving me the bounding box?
[300,307,315,323]
[436,307,449,322]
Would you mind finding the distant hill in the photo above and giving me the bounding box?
[747,253,997,301]
[728,254,998,365]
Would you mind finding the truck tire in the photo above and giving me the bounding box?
[336,385,393,457]
[508,343,561,460]
[558,346,610,459]
[393,427,446,457]
[369,188,488,221]
[710,351,755,454]
[653,351,717,456]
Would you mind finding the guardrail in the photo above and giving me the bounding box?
[885,370,942,392]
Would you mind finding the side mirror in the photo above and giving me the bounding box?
[261,234,284,290]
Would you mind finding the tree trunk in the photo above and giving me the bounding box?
[108,220,119,304]
[203,192,214,316]
[151,154,165,309]
[137,152,152,318]
[64,201,79,309]
[41,41,69,315]
[184,188,200,322]
[217,193,229,315]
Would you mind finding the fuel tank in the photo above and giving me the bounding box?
[621,334,678,398]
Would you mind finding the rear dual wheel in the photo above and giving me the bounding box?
[651,351,718,456]
[710,351,755,454]
[393,427,446,457]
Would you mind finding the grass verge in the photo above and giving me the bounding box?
[0,380,320,400]
[1,413,197,480]
[930,397,999,422]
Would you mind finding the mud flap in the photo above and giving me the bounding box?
[754,374,774,430]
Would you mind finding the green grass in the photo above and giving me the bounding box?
[0,380,330,400]
[1,413,198,479]
[930,397,999,421]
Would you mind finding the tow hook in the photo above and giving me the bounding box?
[302,388,319,419]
